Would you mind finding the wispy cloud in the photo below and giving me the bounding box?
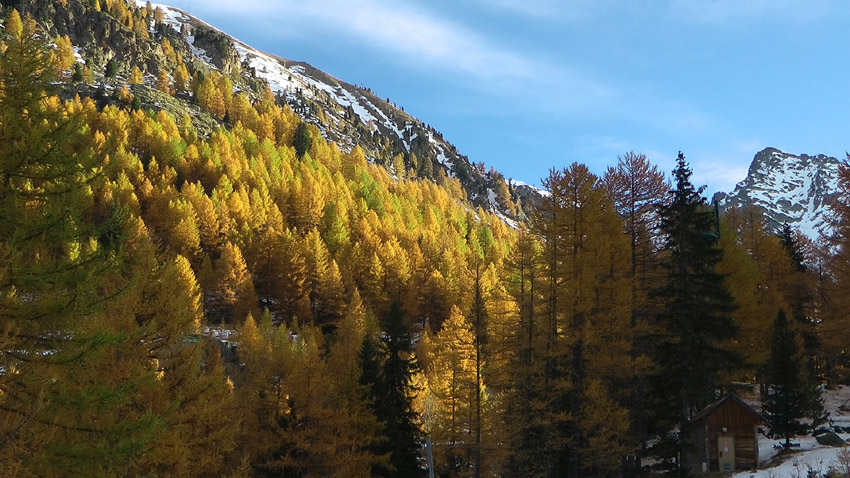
[185,0,613,113]
[690,140,764,193]
[462,0,563,17]
[669,0,845,27]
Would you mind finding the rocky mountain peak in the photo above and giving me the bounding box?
[713,147,841,239]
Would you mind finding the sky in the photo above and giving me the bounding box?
[167,0,849,194]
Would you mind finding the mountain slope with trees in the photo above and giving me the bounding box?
[9,0,532,221]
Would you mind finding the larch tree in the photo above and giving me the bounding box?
[156,68,171,94]
[423,305,478,478]
[715,212,774,373]
[502,227,550,478]
[0,20,138,473]
[822,160,850,380]
[129,64,144,84]
[511,163,637,478]
[81,64,93,83]
[601,151,668,475]
[209,241,258,323]
[0,24,227,476]
[52,35,75,77]
[5,9,22,39]
[173,61,189,93]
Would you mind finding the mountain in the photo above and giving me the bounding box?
[713,147,841,239]
[18,0,535,223]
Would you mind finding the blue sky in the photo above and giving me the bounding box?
[170,0,849,194]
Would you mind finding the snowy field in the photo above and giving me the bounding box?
[733,386,850,478]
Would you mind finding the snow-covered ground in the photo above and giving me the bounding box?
[734,386,850,478]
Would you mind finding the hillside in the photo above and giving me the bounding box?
[17,0,533,222]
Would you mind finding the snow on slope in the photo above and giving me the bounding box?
[135,0,423,148]
[714,148,841,239]
[733,387,850,478]
[130,0,531,220]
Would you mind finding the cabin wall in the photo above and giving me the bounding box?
[706,424,758,471]
[690,399,762,473]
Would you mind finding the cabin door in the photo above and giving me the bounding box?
[718,436,735,472]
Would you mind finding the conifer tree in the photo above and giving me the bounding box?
[502,228,550,478]
[780,222,807,272]
[0,26,180,475]
[294,121,313,158]
[392,152,406,181]
[53,34,75,76]
[763,311,825,448]
[81,64,93,83]
[129,64,144,84]
[424,305,478,478]
[651,152,740,472]
[5,9,22,39]
[601,152,669,476]
[104,58,117,78]
[156,68,171,94]
[363,301,425,478]
[209,242,258,322]
[777,222,820,373]
[822,161,850,381]
[716,217,774,370]
[173,61,189,92]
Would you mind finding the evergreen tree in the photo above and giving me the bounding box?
[362,301,425,478]
[651,152,741,472]
[294,121,313,158]
[763,311,826,448]
[779,222,807,272]
[104,58,117,78]
[72,62,83,82]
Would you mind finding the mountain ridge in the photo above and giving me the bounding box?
[17,0,535,222]
[713,147,841,239]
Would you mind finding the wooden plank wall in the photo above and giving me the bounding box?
[705,400,761,471]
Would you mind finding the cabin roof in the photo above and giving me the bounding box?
[690,394,763,424]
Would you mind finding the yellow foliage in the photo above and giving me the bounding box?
[5,9,22,40]
[129,64,144,84]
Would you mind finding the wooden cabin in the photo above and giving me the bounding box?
[683,394,763,474]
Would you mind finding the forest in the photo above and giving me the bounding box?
[2,3,850,478]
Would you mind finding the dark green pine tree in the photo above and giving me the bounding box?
[779,222,807,272]
[651,152,741,471]
[763,311,826,448]
[293,121,313,158]
[359,330,389,475]
[777,222,820,376]
[359,301,424,478]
